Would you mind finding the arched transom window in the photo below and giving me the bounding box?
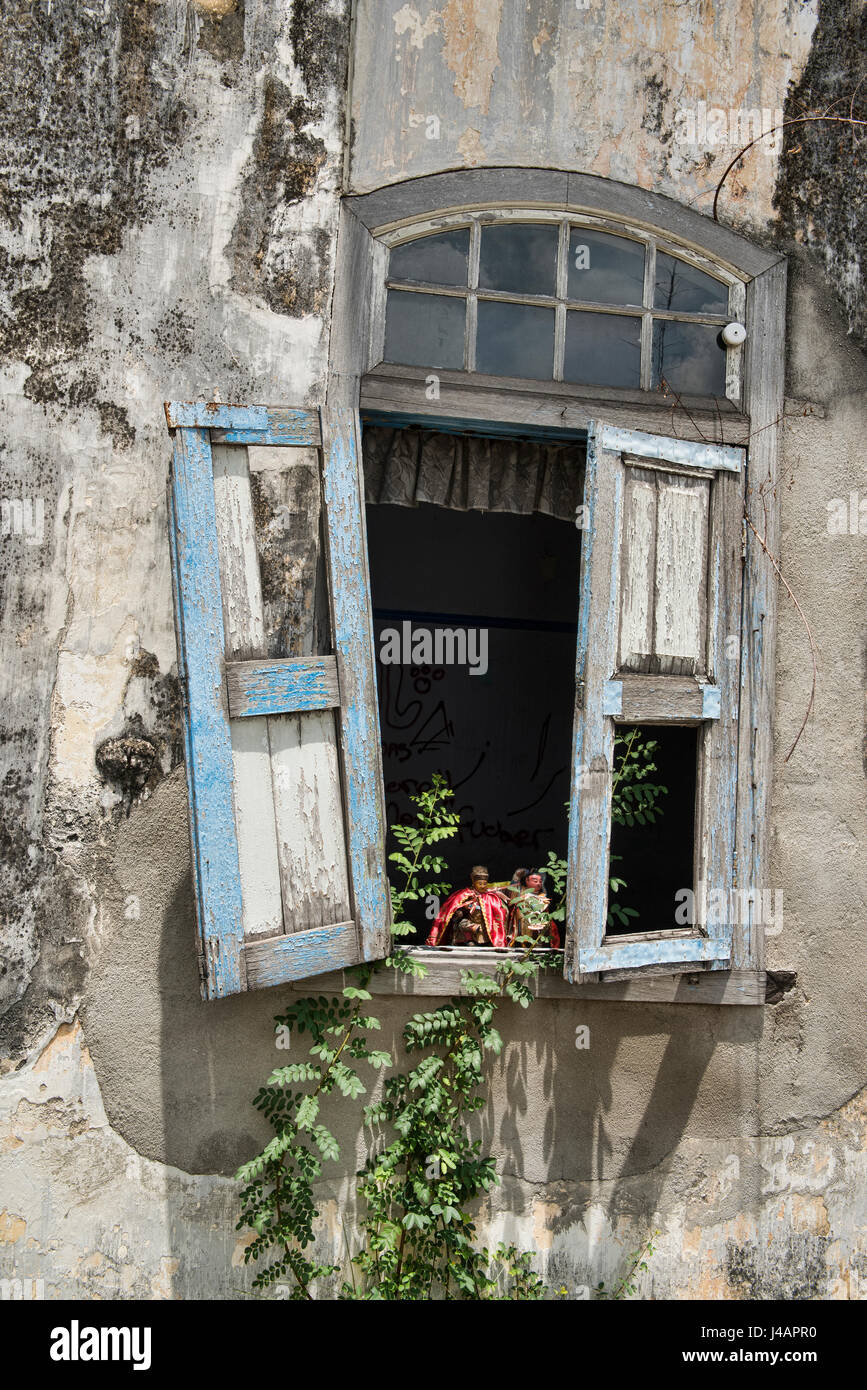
[379,212,745,401]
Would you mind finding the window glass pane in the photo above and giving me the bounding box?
[654,253,728,314]
[563,311,641,388]
[651,320,727,396]
[389,229,470,287]
[476,301,555,379]
[478,223,558,296]
[384,290,465,370]
[567,229,646,306]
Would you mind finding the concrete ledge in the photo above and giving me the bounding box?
[290,952,766,1005]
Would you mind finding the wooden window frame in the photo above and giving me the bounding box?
[379,209,745,400]
[329,169,785,1006]
[165,402,391,1000]
[565,423,744,981]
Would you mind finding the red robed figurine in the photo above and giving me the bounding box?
[426,865,509,947]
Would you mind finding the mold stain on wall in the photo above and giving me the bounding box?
[774,0,867,350]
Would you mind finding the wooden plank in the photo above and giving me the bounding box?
[166,402,321,445]
[226,657,341,717]
[602,680,623,716]
[211,444,284,943]
[167,402,268,431]
[565,420,621,983]
[211,445,267,661]
[575,935,724,973]
[653,473,709,674]
[361,364,751,446]
[167,484,207,986]
[244,921,362,989]
[612,674,719,723]
[329,205,376,407]
[211,417,322,448]
[268,711,353,931]
[169,428,246,999]
[601,424,743,472]
[289,955,765,1005]
[735,260,786,970]
[226,719,284,941]
[619,469,656,667]
[321,406,392,962]
[693,456,744,965]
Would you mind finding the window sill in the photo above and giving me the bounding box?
[290,948,766,1005]
[360,364,750,446]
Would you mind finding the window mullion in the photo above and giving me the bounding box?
[466,219,481,372]
[640,240,656,391]
[554,219,569,382]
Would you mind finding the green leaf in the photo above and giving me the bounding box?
[296,1095,319,1130]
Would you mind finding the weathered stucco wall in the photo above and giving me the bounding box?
[350,0,816,218]
[1,0,866,1300]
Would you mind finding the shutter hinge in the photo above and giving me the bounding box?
[732,848,738,887]
[741,517,747,560]
[576,677,585,709]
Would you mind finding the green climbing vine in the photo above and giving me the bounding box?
[236,767,658,1300]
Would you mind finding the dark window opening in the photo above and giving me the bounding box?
[365,442,581,942]
[605,724,698,935]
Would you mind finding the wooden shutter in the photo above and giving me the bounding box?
[165,402,390,1000]
[564,422,744,982]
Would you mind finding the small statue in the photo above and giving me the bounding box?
[507,868,561,948]
[426,865,509,947]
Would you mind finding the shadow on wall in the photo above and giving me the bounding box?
[82,765,766,1292]
[468,992,764,1238]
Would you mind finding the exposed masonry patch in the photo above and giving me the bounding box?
[0,812,87,1072]
[766,970,798,1005]
[95,738,158,810]
[94,649,184,814]
[774,0,867,351]
[195,0,247,67]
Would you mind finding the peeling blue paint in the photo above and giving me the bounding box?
[580,937,726,973]
[169,426,246,1001]
[599,424,743,473]
[167,404,393,996]
[322,407,392,963]
[701,684,722,719]
[227,657,340,717]
[165,402,321,445]
[602,680,623,716]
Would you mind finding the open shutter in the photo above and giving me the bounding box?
[565,421,744,983]
[165,402,390,1000]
